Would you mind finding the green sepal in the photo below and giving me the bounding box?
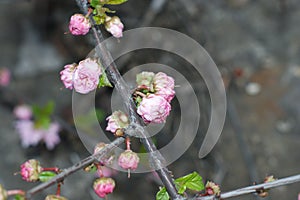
[175,172,204,194]
[14,194,25,200]
[156,187,170,200]
[106,0,128,5]
[38,171,57,182]
[98,72,113,88]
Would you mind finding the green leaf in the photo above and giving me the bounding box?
[90,0,100,7]
[175,172,204,194]
[93,15,105,25]
[106,0,128,5]
[156,187,170,200]
[14,194,25,200]
[38,171,57,182]
[98,72,113,88]
[32,101,55,129]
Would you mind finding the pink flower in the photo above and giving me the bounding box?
[137,94,171,123]
[93,177,115,198]
[118,150,139,170]
[69,14,91,35]
[13,104,32,120]
[205,181,221,196]
[15,120,43,148]
[42,122,61,150]
[0,68,10,87]
[15,120,61,150]
[60,63,77,89]
[20,159,42,182]
[105,16,124,38]
[153,72,175,102]
[73,58,102,94]
[106,111,129,133]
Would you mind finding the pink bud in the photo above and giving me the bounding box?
[20,159,42,182]
[118,150,139,171]
[13,104,32,120]
[105,16,124,38]
[60,63,77,90]
[93,177,115,198]
[205,181,221,196]
[153,72,175,102]
[69,14,91,35]
[73,58,102,94]
[106,111,129,134]
[0,184,7,200]
[0,68,10,87]
[137,94,171,123]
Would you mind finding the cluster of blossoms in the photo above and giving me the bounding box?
[135,72,175,123]
[68,0,125,38]
[14,104,61,150]
[60,58,102,94]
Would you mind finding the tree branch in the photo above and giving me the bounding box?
[193,174,300,200]
[75,0,181,198]
[25,137,125,199]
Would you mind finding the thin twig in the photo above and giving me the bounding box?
[25,137,125,199]
[192,174,300,199]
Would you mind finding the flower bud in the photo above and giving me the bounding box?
[69,14,91,35]
[105,16,124,38]
[136,71,155,90]
[93,177,115,198]
[106,111,129,134]
[118,150,139,171]
[0,184,7,200]
[205,181,221,196]
[264,175,276,183]
[137,94,171,123]
[13,104,32,120]
[20,159,42,182]
[60,63,77,90]
[45,195,68,200]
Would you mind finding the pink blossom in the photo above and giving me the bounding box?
[105,16,124,38]
[93,177,115,198]
[20,159,42,182]
[15,120,43,148]
[137,94,171,123]
[73,58,102,94]
[60,63,77,89]
[69,14,91,35]
[97,166,118,178]
[118,150,139,170]
[0,68,10,87]
[42,122,61,150]
[153,72,175,102]
[13,104,32,120]
[15,120,61,150]
[106,111,129,133]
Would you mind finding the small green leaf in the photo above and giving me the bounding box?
[106,0,128,5]
[38,171,57,182]
[14,194,25,200]
[90,0,100,7]
[98,72,113,88]
[175,172,204,194]
[156,187,170,200]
